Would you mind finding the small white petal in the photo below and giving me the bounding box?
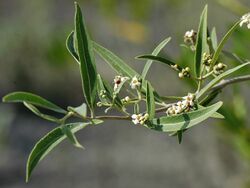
[131,114,137,119]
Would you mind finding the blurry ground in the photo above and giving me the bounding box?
[0,0,250,187]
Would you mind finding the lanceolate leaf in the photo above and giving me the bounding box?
[146,82,155,120]
[23,102,60,123]
[222,50,245,64]
[2,92,66,114]
[194,5,208,77]
[26,120,103,182]
[210,27,218,52]
[93,41,139,78]
[137,55,181,71]
[197,62,250,99]
[148,101,223,132]
[66,31,79,62]
[198,105,224,119]
[210,21,240,68]
[74,3,97,112]
[141,37,171,79]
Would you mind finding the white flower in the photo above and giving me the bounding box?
[131,113,149,125]
[130,76,141,89]
[113,75,129,90]
[124,96,130,102]
[184,30,197,43]
[182,93,195,107]
[122,96,130,103]
[185,30,196,38]
[166,93,195,116]
[240,13,250,29]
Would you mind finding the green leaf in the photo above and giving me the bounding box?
[74,3,97,112]
[148,101,223,132]
[146,82,155,120]
[194,5,208,77]
[198,105,224,119]
[210,27,218,52]
[2,92,66,114]
[66,31,79,63]
[222,50,245,64]
[196,62,250,99]
[68,103,87,118]
[200,90,221,106]
[26,120,103,182]
[210,21,240,68]
[93,41,139,78]
[137,55,181,71]
[141,37,171,79]
[61,124,84,149]
[23,102,60,123]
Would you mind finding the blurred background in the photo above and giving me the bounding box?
[0,0,250,187]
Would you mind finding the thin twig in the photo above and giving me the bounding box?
[211,75,250,91]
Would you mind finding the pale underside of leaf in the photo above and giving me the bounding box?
[148,101,223,132]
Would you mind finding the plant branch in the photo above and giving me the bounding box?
[210,75,250,91]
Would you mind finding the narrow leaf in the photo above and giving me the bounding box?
[137,55,181,71]
[23,102,60,123]
[26,120,103,182]
[198,105,224,119]
[197,62,250,99]
[222,50,245,64]
[2,92,66,114]
[148,101,223,132]
[210,27,218,52]
[194,5,208,77]
[66,31,79,62]
[146,82,155,120]
[75,3,97,111]
[141,37,171,79]
[210,21,240,68]
[93,41,139,78]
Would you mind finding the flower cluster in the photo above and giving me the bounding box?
[213,63,227,75]
[184,29,197,50]
[166,93,195,116]
[99,90,107,98]
[240,13,250,29]
[178,67,191,78]
[184,30,197,44]
[131,113,149,125]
